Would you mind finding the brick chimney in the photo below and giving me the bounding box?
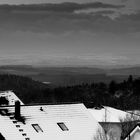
[15,101,21,120]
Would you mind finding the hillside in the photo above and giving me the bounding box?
[0,65,140,86]
[0,74,139,110]
[0,74,51,104]
[107,67,140,75]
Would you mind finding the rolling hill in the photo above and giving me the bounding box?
[0,65,139,86]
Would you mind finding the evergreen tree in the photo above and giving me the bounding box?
[109,80,117,95]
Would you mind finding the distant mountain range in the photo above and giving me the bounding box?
[1,64,140,75]
[0,65,139,86]
[107,67,140,76]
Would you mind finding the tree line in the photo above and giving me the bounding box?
[0,74,140,110]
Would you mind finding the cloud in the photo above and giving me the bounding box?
[0,2,123,13]
[0,2,139,66]
[121,0,128,2]
[0,2,139,35]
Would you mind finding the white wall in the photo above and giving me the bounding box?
[131,130,140,140]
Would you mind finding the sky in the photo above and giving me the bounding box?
[0,0,126,4]
[0,0,140,67]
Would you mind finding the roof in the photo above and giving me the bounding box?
[0,91,24,105]
[88,106,129,123]
[124,124,140,140]
[0,103,103,140]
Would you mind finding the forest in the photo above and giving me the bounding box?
[0,74,139,110]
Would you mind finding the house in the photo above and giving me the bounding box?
[124,124,140,140]
[88,106,131,140]
[0,91,104,140]
[0,90,24,105]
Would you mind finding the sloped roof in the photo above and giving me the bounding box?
[88,106,129,123]
[0,103,103,140]
[0,91,24,105]
[124,124,140,140]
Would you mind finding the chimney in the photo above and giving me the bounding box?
[15,101,21,120]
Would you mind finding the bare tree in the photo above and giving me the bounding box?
[94,127,117,140]
[94,129,107,140]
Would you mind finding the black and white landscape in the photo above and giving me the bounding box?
[0,1,140,140]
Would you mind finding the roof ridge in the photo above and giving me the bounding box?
[0,102,82,107]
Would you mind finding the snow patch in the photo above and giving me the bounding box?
[0,91,24,106]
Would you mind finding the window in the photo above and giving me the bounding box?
[32,124,43,132]
[57,122,69,131]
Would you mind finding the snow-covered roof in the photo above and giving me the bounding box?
[88,106,129,123]
[124,124,140,140]
[0,103,103,140]
[0,91,24,105]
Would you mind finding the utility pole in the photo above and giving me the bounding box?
[105,107,107,123]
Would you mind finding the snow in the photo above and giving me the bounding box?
[0,91,105,140]
[124,126,140,140]
[0,103,104,140]
[88,106,129,123]
[0,91,24,105]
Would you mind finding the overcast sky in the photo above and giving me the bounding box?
[0,0,123,4]
[0,0,140,67]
